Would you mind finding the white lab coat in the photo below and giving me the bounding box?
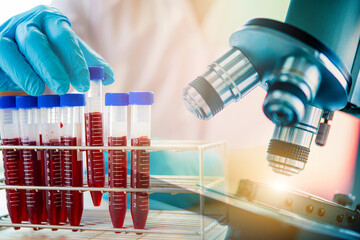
[51,0,291,144]
[52,0,212,141]
[51,0,359,199]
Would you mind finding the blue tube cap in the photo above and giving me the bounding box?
[38,95,60,108]
[129,92,154,105]
[16,96,38,109]
[60,94,85,107]
[89,66,104,80]
[0,96,16,109]
[105,93,129,106]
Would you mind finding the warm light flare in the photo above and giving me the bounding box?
[271,181,289,191]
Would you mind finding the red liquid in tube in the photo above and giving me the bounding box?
[131,136,150,231]
[61,136,83,227]
[44,139,62,229]
[2,138,24,229]
[108,136,127,229]
[39,134,48,222]
[21,140,44,226]
[84,112,105,206]
[60,150,67,224]
[18,151,28,222]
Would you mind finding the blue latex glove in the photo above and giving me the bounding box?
[0,5,114,96]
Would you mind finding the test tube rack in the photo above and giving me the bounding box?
[0,140,228,240]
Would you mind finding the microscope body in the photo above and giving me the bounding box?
[183,0,360,175]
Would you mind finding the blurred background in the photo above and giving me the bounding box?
[0,0,358,203]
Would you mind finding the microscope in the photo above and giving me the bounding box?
[183,0,360,176]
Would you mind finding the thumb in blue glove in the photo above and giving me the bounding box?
[0,5,114,96]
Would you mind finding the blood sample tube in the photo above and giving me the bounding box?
[38,95,68,226]
[85,66,105,206]
[129,92,154,231]
[105,93,129,229]
[60,94,85,227]
[0,96,24,229]
[39,96,63,228]
[16,96,43,228]
[37,108,47,223]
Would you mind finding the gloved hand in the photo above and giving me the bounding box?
[0,5,114,96]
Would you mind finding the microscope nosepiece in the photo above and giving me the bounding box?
[263,56,321,126]
[183,47,259,120]
[263,86,306,126]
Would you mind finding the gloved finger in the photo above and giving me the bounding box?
[7,81,23,92]
[43,17,90,92]
[0,37,45,96]
[0,70,21,92]
[78,38,115,86]
[0,69,10,92]
[15,23,70,94]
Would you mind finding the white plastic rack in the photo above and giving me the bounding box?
[0,140,228,240]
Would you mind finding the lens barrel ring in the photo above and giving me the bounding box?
[267,81,308,106]
[189,76,224,117]
[267,139,310,163]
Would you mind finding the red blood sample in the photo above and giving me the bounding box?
[84,112,105,206]
[60,151,68,224]
[61,136,83,227]
[108,136,127,229]
[2,138,24,230]
[21,139,44,226]
[39,134,48,222]
[44,139,62,229]
[18,150,28,222]
[131,136,150,231]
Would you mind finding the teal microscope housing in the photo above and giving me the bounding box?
[183,0,360,176]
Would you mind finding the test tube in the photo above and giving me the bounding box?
[129,91,154,231]
[17,96,45,227]
[37,105,47,223]
[105,93,129,229]
[85,66,105,206]
[0,96,25,229]
[60,94,85,227]
[39,95,63,228]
